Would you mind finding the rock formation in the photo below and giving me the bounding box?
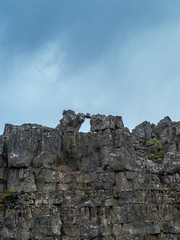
[0,110,180,240]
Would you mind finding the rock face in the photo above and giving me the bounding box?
[0,110,180,240]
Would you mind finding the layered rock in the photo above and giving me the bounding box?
[0,110,180,240]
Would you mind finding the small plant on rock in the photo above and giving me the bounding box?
[147,138,165,161]
[85,181,91,186]
[147,138,163,150]
[0,189,16,207]
[152,151,165,161]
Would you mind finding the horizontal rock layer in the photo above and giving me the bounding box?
[0,110,180,240]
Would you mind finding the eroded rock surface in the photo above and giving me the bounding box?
[0,110,180,240]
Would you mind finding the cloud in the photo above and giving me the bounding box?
[114,20,180,128]
[63,18,180,130]
[0,41,65,127]
[1,18,180,133]
[0,38,108,133]
[1,0,178,71]
[1,1,180,133]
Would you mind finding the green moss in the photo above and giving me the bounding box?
[147,138,163,150]
[152,151,165,161]
[0,207,6,211]
[145,220,151,223]
[147,138,165,161]
[85,181,91,186]
[0,190,16,204]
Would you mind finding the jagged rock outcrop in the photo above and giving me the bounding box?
[0,110,180,240]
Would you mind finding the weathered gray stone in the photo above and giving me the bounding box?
[7,168,37,193]
[0,110,180,240]
[90,114,124,132]
[56,110,85,132]
[161,152,180,174]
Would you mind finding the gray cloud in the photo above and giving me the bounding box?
[1,1,180,133]
[1,1,178,67]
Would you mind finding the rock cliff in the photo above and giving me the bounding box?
[0,110,180,240]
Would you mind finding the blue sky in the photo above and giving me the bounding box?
[0,0,180,133]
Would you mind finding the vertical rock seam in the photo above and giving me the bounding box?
[0,110,180,240]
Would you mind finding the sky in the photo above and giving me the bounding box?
[0,0,180,133]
